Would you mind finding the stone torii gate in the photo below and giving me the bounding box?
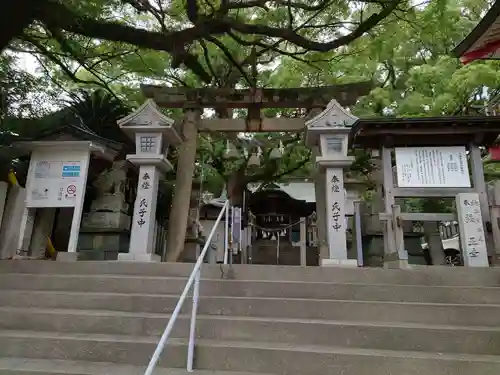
[139,83,372,262]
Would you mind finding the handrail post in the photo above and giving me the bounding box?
[187,266,201,372]
[224,203,229,264]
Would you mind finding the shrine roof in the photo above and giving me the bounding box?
[248,181,316,203]
[249,188,314,217]
[349,116,500,149]
[452,1,500,62]
[34,122,124,150]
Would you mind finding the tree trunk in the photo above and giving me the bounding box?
[164,110,199,262]
[1,0,48,51]
[227,166,247,207]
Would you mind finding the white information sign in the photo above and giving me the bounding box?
[456,193,489,267]
[395,146,470,188]
[25,149,89,208]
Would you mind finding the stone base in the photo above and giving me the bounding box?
[384,251,411,269]
[179,241,200,263]
[78,248,120,261]
[117,253,160,262]
[81,211,131,232]
[77,231,129,261]
[384,259,412,269]
[90,193,129,213]
[321,258,358,267]
[56,252,78,262]
[490,254,500,266]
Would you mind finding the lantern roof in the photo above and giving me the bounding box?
[117,99,182,145]
[305,99,358,146]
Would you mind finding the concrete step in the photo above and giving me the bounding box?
[0,358,271,375]
[1,307,500,355]
[1,331,500,375]
[3,273,500,304]
[2,261,500,286]
[3,290,500,327]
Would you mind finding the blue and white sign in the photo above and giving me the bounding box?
[62,164,81,178]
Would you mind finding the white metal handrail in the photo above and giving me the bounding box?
[223,203,230,265]
[144,200,230,375]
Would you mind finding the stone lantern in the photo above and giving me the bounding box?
[305,99,357,267]
[117,99,182,261]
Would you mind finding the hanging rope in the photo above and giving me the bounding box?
[248,211,316,233]
[250,219,305,233]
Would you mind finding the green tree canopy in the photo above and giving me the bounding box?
[1,0,498,202]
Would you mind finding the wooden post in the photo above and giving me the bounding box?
[381,147,397,266]
[165,109,200,262]
[392,204,410,267]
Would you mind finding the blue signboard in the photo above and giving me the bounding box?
[62,164,81,178]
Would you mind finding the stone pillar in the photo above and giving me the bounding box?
[17,207,36,255]
[423,221,445,265]
[322,168,357,266]
[456,193,489,267]
[29,208,57,258]
[0,182,7,229]
[299,217,307,266]
[0,185,26,259]
[120,165,161,261]
[165,109,200,262]
[469,144,494,258]
[314,170,328,261]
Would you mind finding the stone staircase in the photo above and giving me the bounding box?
[1,262,500,374]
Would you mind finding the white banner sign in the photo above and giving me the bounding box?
[395,146,470,188]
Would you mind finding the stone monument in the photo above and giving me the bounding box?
[78,160,133,260]
[456,192,489,267]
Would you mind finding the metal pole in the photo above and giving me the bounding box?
[224,204,229,264]
[276,233,280,265]
[187,267,201,372]
[354,201,364,267]
[230,206,234,265]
